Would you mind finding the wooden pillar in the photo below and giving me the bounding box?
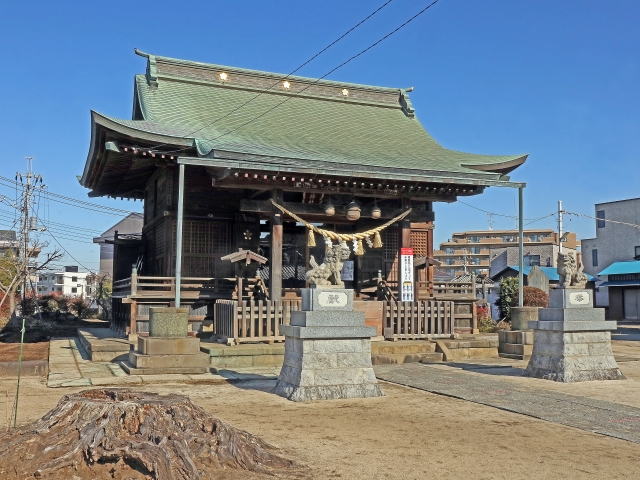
[269,189,283,301]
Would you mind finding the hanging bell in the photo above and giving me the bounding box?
[324,200,335,216]
[346,200,361,221]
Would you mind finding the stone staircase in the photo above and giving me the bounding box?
[370,342,443,365]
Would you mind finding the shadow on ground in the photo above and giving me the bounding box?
[612,326,640,342]
[214,369,279,392]
[441,362,526,377]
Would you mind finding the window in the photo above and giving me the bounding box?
[503,236,516,243]
[469,258,481,265]
[55,276,63,284]
[445,259,456,265]
[635,246,640,260]
[524,255,541,267]
[445,248,455,255]
[529,235,540,242]
[446,269,456,276]
[470,247,481,254]
[71,287,77,294]
[597,210,605,228]
[469,236,480,243]
[592,249,598,267]
[71,276,77,282]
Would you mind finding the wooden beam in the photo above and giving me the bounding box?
[269,189,283,300]
[239,199,435,222]
[215,180,453,201]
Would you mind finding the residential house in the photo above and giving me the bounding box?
[581,197,640,317]
[92,213,143,277]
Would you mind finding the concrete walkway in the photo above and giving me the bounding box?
[375,362,640,444]
[47,338,278,387]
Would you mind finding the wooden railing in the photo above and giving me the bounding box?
[214,299,302,344]
[432,282,474,296]
[112,275,234,298]
[383,300,455,340]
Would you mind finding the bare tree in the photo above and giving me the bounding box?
[86,272,112,319]
[0,242,62,316]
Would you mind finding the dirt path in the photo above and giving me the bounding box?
[1,376,639,479]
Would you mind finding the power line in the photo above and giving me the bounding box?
[0,209,97,239]
[0,176,137,216]
[152,0,395,151]
[165,0,442,154]
[41,225,96,274]
[564,210,640,229]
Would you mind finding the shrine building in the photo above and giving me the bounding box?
[80,50,527,337]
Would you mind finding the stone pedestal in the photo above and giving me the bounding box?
[274,288,384,401]
[122,308,210,375]
[524,288,624,382]
[511,307,539,331]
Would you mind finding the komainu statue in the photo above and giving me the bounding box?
[557,251,588,288]
[306,245,351,287]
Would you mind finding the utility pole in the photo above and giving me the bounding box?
[17,157,41,300]
[558,200,564,254]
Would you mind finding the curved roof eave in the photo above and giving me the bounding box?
[461,154,528,175]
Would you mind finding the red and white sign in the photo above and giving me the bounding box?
[399,248,414,302]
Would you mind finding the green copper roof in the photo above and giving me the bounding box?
[96,52,527,177]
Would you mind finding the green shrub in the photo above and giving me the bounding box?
[495,277,519,322]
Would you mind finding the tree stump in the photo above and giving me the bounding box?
[0,389,304,479]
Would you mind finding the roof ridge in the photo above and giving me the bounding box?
[134,48,401,93]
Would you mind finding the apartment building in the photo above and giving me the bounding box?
[37,266,89,297]
[434,229,577,277]
[581,197,640,316]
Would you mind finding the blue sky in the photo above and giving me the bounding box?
[1,0,639,270]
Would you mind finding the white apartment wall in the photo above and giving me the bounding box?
[37,271,88,297]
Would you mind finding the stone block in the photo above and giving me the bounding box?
[312,338,367,353]
[511,307,539,330]
[529,320,617,331]
[290,310,365,327]
[302,287,354,312]
[549,288,593,309]
[516,331,534,344]
[538,308,605,323]
[138,336,200,355]
[314,368,364,386]
[565,331,610,343]
[149,307,189,338]
[279,324,376,339]
[129,351,210,369]
[337,352,372,368]
[273,381,383,402]
[251,354,284,367]
[513,344,533,356]
[302,352,338,369]
[209,355,254,368]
